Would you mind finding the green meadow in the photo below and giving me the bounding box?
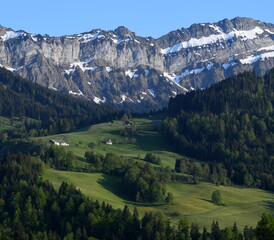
[37,118,182,168]
[39,118,274,229]
[0,116,23,132]
[43,168,274,230]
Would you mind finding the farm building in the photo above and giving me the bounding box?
[50,139,69,146]
[105,139,113,145]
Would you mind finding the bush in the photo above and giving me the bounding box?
[144,153,161,165]
[211,190,222,205]
[88,142,96,149]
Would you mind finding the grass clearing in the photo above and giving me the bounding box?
[0,117,12,132]
[37,118,183,168]
[0,116,25,132]
[43,168,274,230]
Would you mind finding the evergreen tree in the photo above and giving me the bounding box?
[211,190,222,205]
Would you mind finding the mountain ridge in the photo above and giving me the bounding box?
[1,17,274,111]
[1,17,271,38]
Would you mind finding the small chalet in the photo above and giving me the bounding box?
[105,139,113,145]
[50,139,69,146]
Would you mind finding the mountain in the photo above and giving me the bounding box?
[1,17,274,111]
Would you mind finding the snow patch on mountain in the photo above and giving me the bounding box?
[125,69,138,78]
[48,86,58,91]
[31,34,38,42]
[78,32,102,43]
[65,59,96,74]
[106,67,112,72]
[208,25,224,33]
[161,27,265,54]
[93,96,106,104]
[257,45,274,52]
[111,35,132,45]
[235,27,264,40]
[69,90,84,96]
[223,62,237,69]
[120,95,127,103]
[264,29,274,34]
[240,51,274,64]
[1,31,26,41]
[164,63,214,90]
[147,89,155,97]
[111,38,122,44]
[1,65,24,73]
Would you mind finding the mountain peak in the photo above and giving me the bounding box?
[114,26,133,36]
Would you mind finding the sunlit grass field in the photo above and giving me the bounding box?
[43,168,274,230]
[37,118,182,168]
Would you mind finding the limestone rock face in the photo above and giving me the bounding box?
[1,17,274,111]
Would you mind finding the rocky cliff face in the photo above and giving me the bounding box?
[1,17,274,111]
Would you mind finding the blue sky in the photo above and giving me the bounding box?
[1,0,274,38]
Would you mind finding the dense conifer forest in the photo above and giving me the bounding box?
[163,70,274,190]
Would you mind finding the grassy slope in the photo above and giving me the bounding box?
[43,168,274,230]
[37,118,182,168]
[40,117,274,229]
[0,116,24,132]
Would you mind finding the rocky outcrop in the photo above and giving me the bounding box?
[1,17,274,111]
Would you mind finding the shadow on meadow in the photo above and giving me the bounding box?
[97,174,131,202]
[97,174,170,207]
[261,200,274,214]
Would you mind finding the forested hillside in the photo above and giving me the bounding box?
[0,67,122,136]
[0,152,272,239]
[164,70,274,190]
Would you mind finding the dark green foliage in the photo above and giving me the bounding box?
[165,192,174,204]
[164,70,274,190]
[255,213,274,240]
[175,158,206,184]
[178,218,191,240]
[0,67,122,136]
[144,153,161,165]
[123,163,170,203]
[190,223,201,240]
[85,151,172,203]
[211,190,222,205]
[88,142,96,149]
[44,145,74,170]
[84,151,124,174]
